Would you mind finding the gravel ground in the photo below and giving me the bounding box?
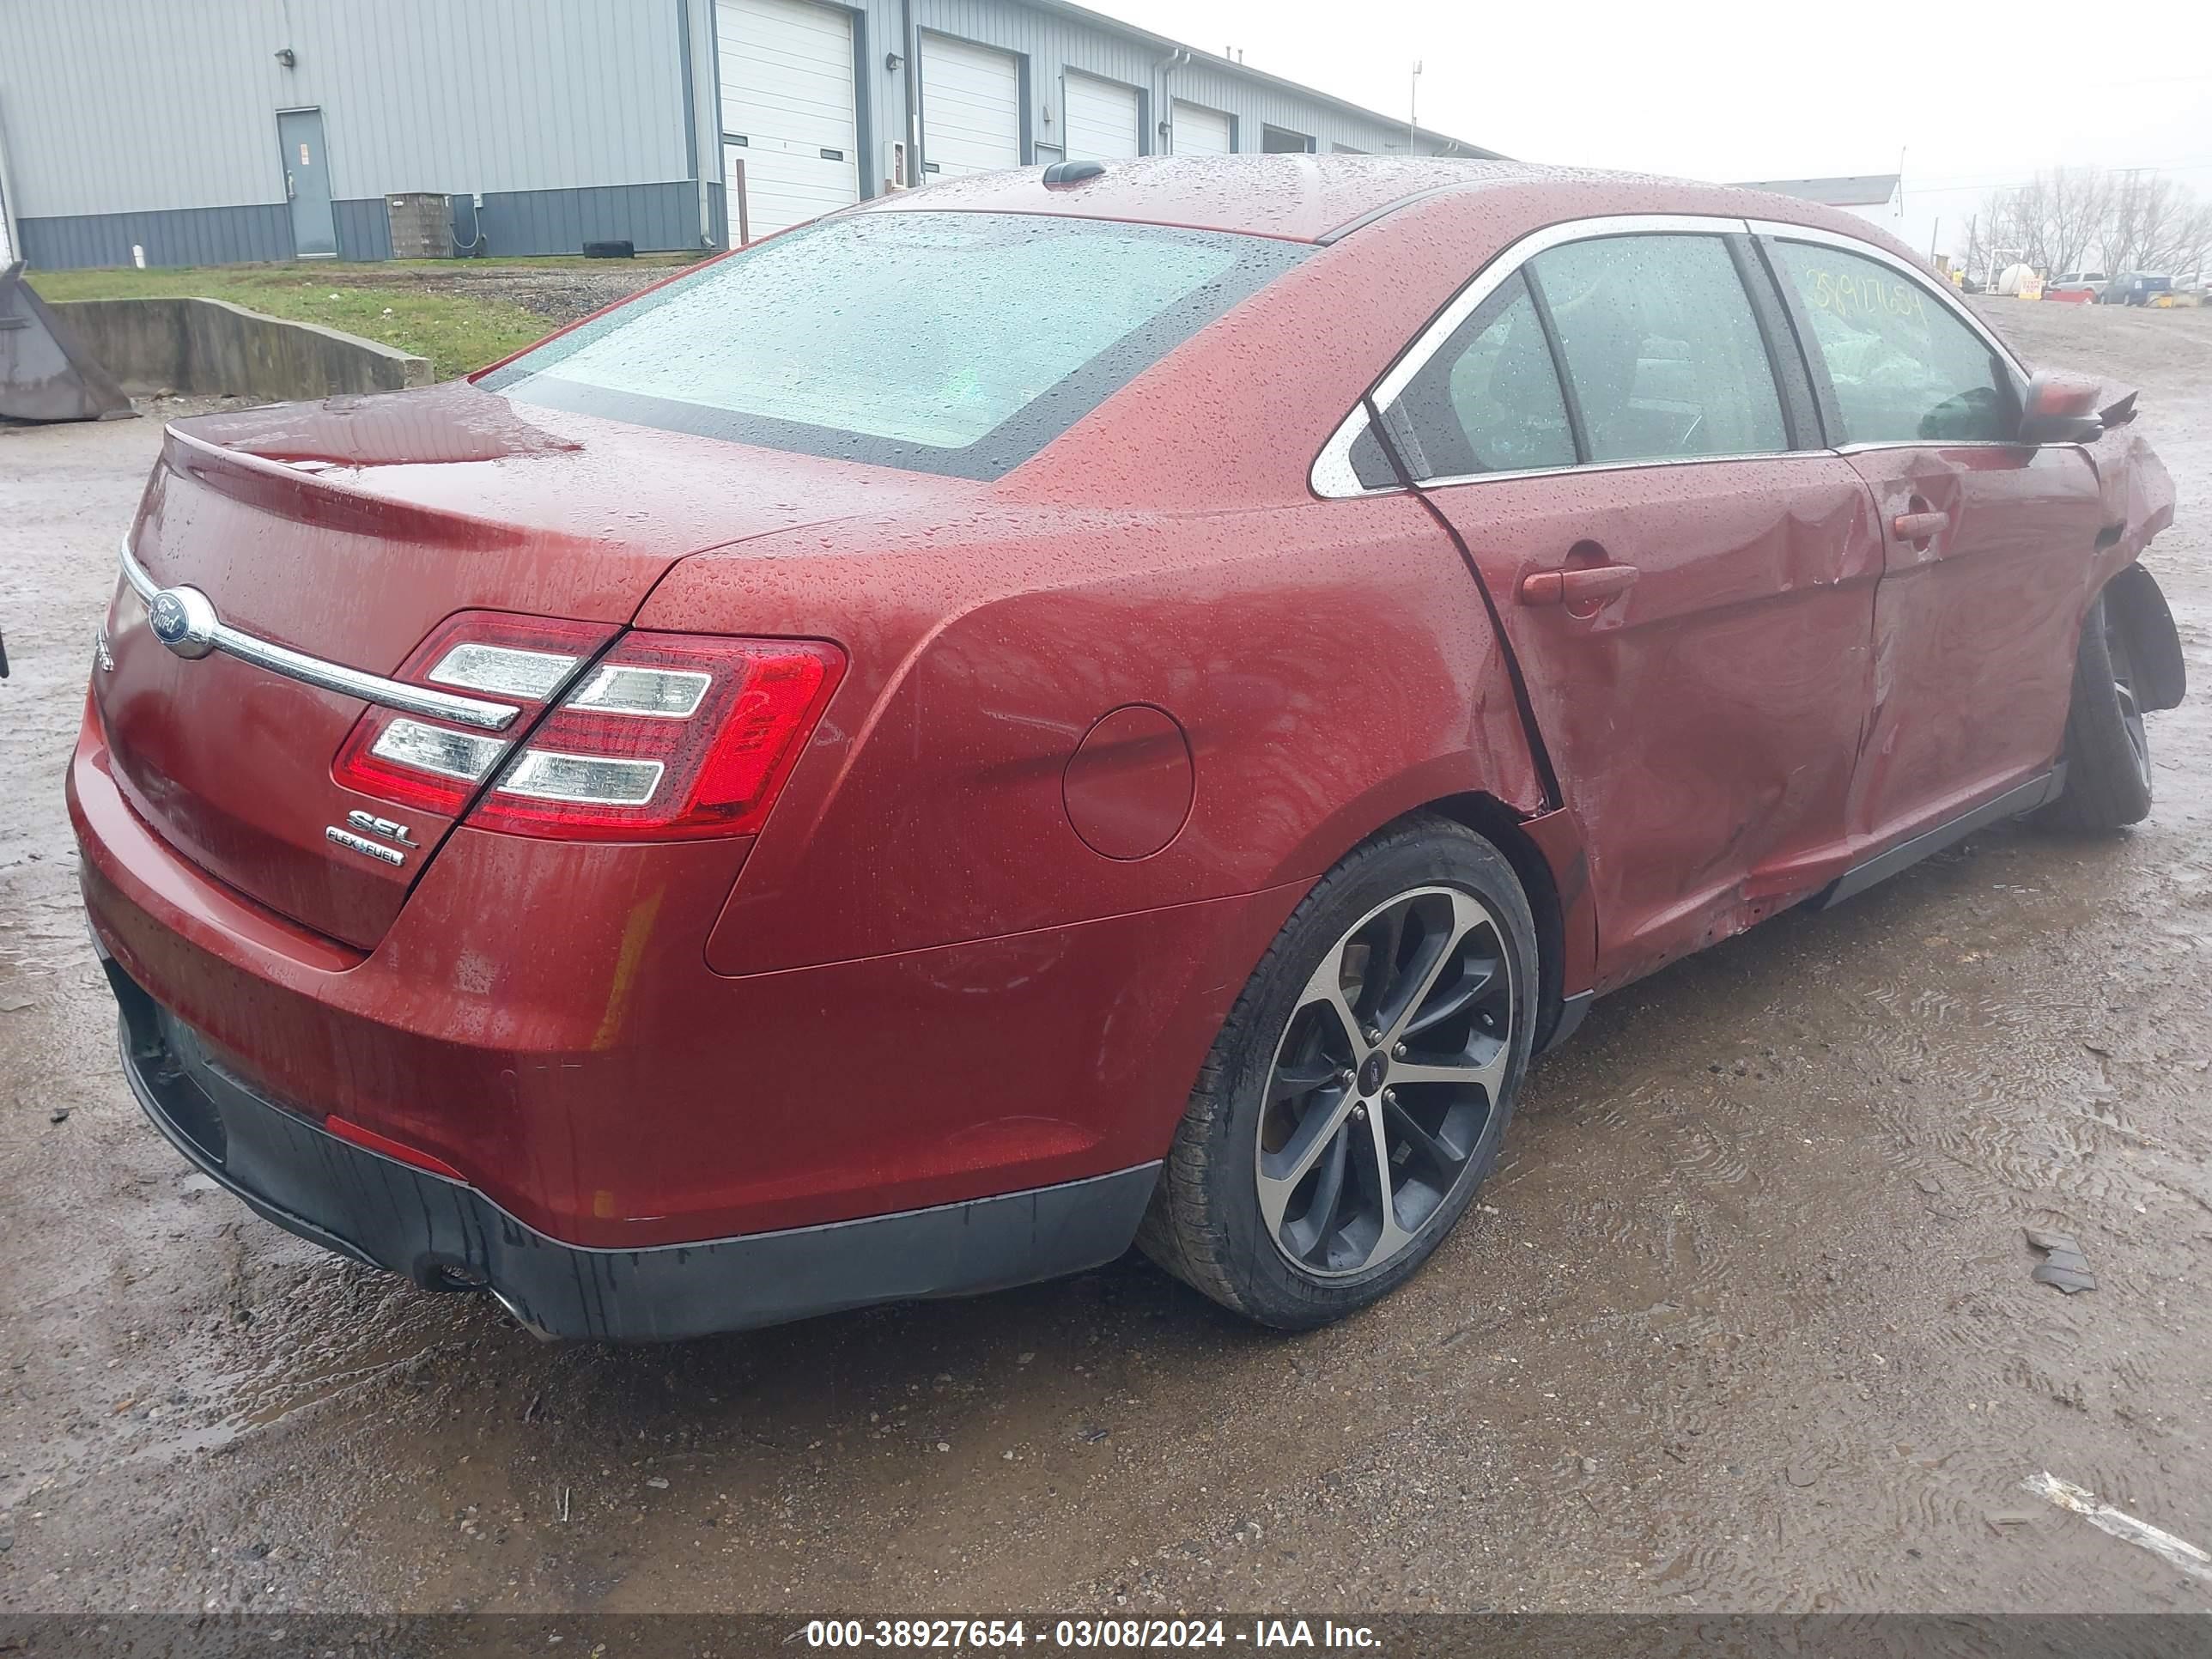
[0,300,2208,1618]
[394,264,674,325]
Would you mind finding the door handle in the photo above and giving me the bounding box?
[1521,563,1640,606]
[1893,510,1949,541]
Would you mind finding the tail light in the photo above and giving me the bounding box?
[333,614,844,842]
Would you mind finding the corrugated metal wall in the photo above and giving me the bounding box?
[1,0,692,214]
[2,0,1485,267]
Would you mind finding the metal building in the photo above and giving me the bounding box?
[0,0,1492,269]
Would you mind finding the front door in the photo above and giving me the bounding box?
[1380,231,1884,992]
[1761,235,2106,848]
[276,108,337,259]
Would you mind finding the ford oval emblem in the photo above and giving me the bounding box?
[146,586,220,660]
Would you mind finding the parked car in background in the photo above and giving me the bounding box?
[2045,272,2107,303]
[2104,273,2174,306]
[70,158,2184,1341]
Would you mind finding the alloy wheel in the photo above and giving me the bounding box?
[1254,885,1515,1278]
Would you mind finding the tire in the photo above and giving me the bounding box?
[2041,592,2154,831]
[1138,814,1538,1328]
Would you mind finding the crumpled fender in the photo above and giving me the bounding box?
[2085,386,2175,564]
[2080,384,2183,713]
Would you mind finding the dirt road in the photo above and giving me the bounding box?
[2,301,2208,1617]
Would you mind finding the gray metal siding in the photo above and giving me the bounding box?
[15,204,293,269]
[332,198,396,262]
[476,182,699,255]
[0,0,694,218]
[1,0,1486,266]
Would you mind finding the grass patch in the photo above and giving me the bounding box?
[25,264,565,380]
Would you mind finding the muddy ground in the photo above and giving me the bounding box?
[1,301,2208,1619]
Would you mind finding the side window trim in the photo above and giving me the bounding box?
[1311,213,2027,497]
[1726,233,1822,451]
[1518,261,1591,465]
[1748,233,1843,448]
[1749,221,2029,450]
[1309,211,1753,498]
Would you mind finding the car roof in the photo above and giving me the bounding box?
[851,155,1903,246]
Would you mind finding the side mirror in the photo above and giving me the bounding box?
[2019,370,2106,445]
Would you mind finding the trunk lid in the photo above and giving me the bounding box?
[95,382,946,949]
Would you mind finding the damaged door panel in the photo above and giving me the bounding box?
[1761,235,2107,850]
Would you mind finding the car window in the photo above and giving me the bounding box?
[1527,234,1788,464]
[1374,271,1577,483]
[1769,240,2015,445]
[479,212,1307,480]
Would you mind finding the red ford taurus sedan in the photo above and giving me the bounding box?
[71,158,2181,1339]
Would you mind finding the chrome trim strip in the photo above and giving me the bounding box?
[1409,448,1796,493]
[1311,404,1390,499]
[1310,213,1753,500]
[118,541,521,732]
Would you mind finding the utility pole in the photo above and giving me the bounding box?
[1929,217,1941,262]
[1409,61,1422,155]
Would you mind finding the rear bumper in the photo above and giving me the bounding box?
[69,704,1296,1249]
[106,957,1159,1341]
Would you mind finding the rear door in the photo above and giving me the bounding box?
[920,34,1022,178]
[1374,224,1885,990]
[716,0,860,240]
[1760,231,2106,848]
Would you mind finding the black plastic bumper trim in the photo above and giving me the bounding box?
[1814,768,2065,912]
[106,963,1160,1342]
[1540,989,1593,1055]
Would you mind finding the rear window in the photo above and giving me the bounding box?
[479,211,1307,479]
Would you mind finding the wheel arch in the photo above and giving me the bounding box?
[1403,792,1577,1054]
[2100,562,2187,713]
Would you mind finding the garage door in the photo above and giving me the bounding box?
[1172,100,1231,156]
[716,0,858,240]
[1063,72,1139,161]
[921,34,1022,178]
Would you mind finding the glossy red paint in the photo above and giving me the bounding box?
[1063,706,1194,860]
[70,159,2175,1291]
[1425,456,1884,992]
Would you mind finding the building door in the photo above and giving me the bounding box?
[716,0,859,242]
[1171,100,1231,155]
[920,34,1021,177]
[1062,72,1139,160]
[1261,124,1314,153]
[276,109,336,259]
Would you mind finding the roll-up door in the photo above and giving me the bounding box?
[717,0,860,240]
[1064,71,1140,160]
[921,34,1023,177]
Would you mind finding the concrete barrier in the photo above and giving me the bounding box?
[46,296,432,399]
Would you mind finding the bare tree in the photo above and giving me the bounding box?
[1979,166,2209,280]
